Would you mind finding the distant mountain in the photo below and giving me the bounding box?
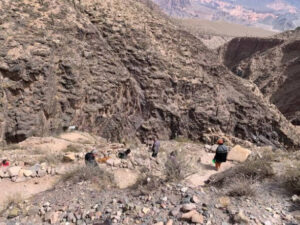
[153,0,300,31]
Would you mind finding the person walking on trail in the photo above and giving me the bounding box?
[85,150,98,167]
[213,138,228,171]
[151,137,160,158]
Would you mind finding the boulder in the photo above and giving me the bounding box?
[227,145,251,162]
[292,195,300,202]
[142,207,150,214]
[106,157,121,167]
[22,169,33,177]
[7,207,20,219]
[113,168,139,189]
[211,144,218,152]
[234,209,249,224]
[291,210,300,221]
[181,210,198,219]
[153,222,164,225]
[191,213,204,224]
[191,195,200,203]
[219,196,231,208]
[8,166,21,177]
[63,152,76,162]
[166,219,173,225]
[0,170,9,178]
[181,203,197,212]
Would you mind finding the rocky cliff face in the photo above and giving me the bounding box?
[219,29,300,126]
[0,0,299,147]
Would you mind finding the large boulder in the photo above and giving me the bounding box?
[8,166,21,177]
[106,157,121,167]
[113,169,139,189]
[227,145,251,162]
[0,170,9,178]
[63,153,76,162]
[22,169,33,177]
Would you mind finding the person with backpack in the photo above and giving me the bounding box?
[213,138,228,171]
[85,150,98,167]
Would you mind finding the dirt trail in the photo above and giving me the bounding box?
[0,176,58,209]
[185,152,234,187]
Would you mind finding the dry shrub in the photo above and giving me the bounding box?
[60,166,115,189]
[165,151,196,182]
[2,144,21,151]
[237,158,274,179]
[209,157,274,187]
[0,193,23,213]
[131,174,163,192]
[227,176,256,197]
[63,144,81,153]
[174,136,190,143]
[283,163,300,194]
[39,153,62,165]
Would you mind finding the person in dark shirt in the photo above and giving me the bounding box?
[151,137,160,158]
[118,148,131,159]
[213,138,228,171]
[85,150,98,167]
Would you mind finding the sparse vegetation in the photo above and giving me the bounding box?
[2,144,21,151]
[236,157,274,180]
[227,176,256,197]
[39,153,62,165]
[60,166,115,189]
[210,155,274,187]
[31,148,44,155]
[174,136,190,143]
[283,162,300,194]
[164,151,196,182]
[62,144,81,153]
[131,173,163,192]
[0,193,23,212]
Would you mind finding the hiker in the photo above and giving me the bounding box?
[0,159,10,168]
[85,150,98,167]
[118,148,131,159]
[213,138,228,171]
[151,137,160,158]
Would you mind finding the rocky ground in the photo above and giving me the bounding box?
[0,131,299,225]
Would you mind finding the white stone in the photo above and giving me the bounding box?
[8,166,21,177]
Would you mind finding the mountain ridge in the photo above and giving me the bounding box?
[0,0,299,148]
[154,0,300,31]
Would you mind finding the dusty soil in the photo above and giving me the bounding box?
[0,176,58,210]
